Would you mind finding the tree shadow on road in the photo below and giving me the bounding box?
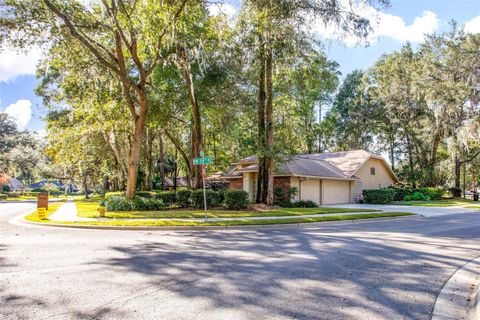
[94,215,480,319]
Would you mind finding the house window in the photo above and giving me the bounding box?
[370,167,376,175]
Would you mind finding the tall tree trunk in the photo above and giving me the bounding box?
[145,128,154,191]
[125,96,148,199]
[174,148,178,192]
[158,132,166,190]
[454,154,462,191]
[428,125,441,186]
[256,37,266,204]
[179,46,203,189]
[265,40,274,206]
[406,133,416,188]
[83,175,89,199]
[389,133,395,171]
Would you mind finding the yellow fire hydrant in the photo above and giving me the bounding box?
[97,206,105,218]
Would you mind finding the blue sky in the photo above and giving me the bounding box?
[0,0,479,133]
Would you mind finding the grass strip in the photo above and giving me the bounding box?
[24,202,64,222]
[25,212,413,227]
[74,200,378,219]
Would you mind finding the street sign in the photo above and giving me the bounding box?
[192,151,213,220]
[193,157,213,165]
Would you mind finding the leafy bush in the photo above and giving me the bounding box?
[2,185,10,192]
[0,194,7,200]
[404,191,431,201]
[448,187,462,198]
[389,186,414,201]
[105,195,165,211]
[176,189,191,208]
[416,187,444,200]
[155,191,176,207]
[105,195,135,211]
[224,190,249,209]
[362,189,396,204]
[191,189,222,208]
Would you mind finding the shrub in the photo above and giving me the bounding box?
[404,191,431,201]
[448,187,462,198]
[105,195,135,211]
[281,200,318,208]
[191,189,222,208]
[2,185,10,192]
[155,191,176,207]
[176,189,192,208]
[0,194,7,200]
[362,189,396,204]
[416,187,444,200]
[388,186,414,201]
[224,190,249,209]
[105,195,165,211]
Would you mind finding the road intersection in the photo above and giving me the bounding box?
[1,202,480,319]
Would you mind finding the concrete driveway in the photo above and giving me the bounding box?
[323,203,480,217]
[1,202,480,319]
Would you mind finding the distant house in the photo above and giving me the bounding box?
[7,178,29,192]
[30,180,65,190]
[221,150,399,205]
[163,177,189,190]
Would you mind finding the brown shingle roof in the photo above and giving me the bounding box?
[223,150,397,182]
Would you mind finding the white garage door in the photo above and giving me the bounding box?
[323,180,351,204]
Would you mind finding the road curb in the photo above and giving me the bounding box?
[431,255,480,320]
[17,214,421,231]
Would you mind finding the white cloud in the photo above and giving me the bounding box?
[4,99,32,129]
[207,3,236,19]
[0,47,42,82]
[313,3,439,46]
[465,15,480,34]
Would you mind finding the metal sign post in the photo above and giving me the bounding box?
[202,164,207,219]
[193,151,214,221]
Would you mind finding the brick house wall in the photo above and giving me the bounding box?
[228,178,243,190]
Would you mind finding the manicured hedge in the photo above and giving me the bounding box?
[104,195,165,211]
[404,191,430,201]
[176,189,192,208]
[155,191,176,207]
[281,200,318,208]
[362,189,396,204]
[191,189,222,208]
[224,190,249,209]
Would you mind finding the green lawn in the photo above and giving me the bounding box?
[74,200,379,219]
[24,202,64,222]
[25,212,413,227]
[392,198,474,207]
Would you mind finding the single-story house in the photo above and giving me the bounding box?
[7,177,30,192]
[221,150,399,205]
[163,177,189,190]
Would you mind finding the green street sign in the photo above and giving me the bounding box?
[193,157,213,165]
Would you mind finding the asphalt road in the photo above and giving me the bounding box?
[1,203,480,320]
